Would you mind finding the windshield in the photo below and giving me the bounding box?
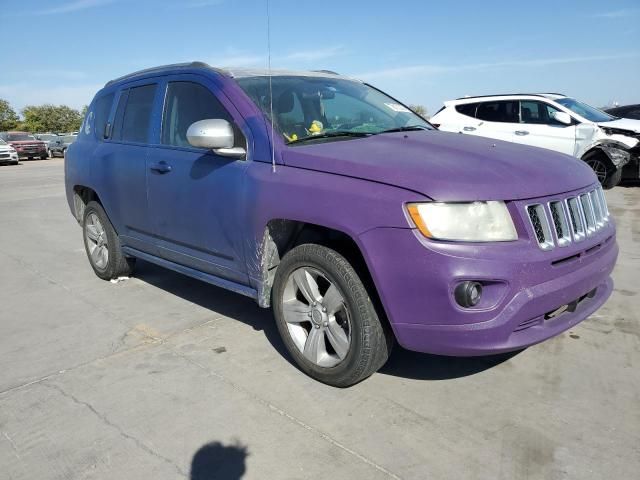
[63,135,77,143]
[555,98,617,123]
[38,134,58,141]
[0,139,6,145]
[7,133,36,141]
[236,76,431,144]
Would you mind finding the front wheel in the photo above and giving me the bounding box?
[584,152,621,189]
[82,201,135,280]
[272,244,392,387]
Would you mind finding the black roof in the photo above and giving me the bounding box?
[455,93,566,101]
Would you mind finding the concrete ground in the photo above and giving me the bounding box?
[0,158,638,480]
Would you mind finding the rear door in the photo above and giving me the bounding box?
[462,100,519,143]
[146,74,250,284]
[512,100,576,155]
[92,81,161,254]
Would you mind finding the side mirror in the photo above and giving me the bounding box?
[186,119,246,159]
[551,111,572,125]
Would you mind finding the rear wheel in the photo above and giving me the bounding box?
[272,244,392,387]
[82,201,135,280]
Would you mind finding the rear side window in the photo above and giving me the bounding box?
[161,81,240,148]
[455,103,479,117]
[520,101,565,126]
[476,101,519,123]
[93,93,114,140]
[118,84,157,143]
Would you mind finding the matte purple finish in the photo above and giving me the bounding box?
[65,64,617,357]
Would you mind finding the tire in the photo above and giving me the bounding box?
[82,201,135,280]
[272,244,392,387]
[584,152,621,190]
[47,149,52,158]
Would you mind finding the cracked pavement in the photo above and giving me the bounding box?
[1,159,639,479]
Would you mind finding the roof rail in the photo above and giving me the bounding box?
[104,61,216,87]
[311,69,340,75]
[455,93,566,100]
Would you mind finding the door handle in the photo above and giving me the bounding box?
[515,130,529,136]
[149,161,172,174]
[463,126,476,132]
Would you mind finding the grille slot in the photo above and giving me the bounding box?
[580,194,596,235]
[526,204,554,250]
[549,201,571,246]
[526,187,609,250]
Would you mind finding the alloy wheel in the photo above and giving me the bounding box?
[587,159,608,184]
[85,213,109,270]
[282,267,351,367]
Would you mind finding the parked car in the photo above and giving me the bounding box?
[0,131,48,160]
[49,135,77,157]
[65,63,617,386]
[35,133,61,156]
[605,104,640,120]
[431,94,640,188]
[0,138,19,165]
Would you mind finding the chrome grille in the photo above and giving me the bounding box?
[526,186,610,250]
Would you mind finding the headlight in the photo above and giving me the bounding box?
[407,201,517,242]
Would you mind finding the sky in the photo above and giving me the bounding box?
[1,0,639,116]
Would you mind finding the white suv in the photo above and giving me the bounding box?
[0,139,19,165]
[431,94,640,188]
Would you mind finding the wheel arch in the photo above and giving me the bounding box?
[257,219,391,334]
[72,185,103,225]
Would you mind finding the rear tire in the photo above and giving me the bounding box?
[82,201,135,280]
[272,244,392,387]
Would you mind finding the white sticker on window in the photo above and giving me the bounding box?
[384,103,411,113]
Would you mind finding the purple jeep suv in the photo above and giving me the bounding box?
[65,63,617,386]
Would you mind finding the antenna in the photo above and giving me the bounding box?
[266,0,276,173]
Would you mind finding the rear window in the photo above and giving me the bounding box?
[455,103,479,117]
[112,84,157,143]
[93,92,114,140]
[475,101,519,123]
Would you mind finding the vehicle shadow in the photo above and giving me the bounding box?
[133,260,519,382]
[379,347,522,381]
[133,260,291,360]
[190,441,249,480]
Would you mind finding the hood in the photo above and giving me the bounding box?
[282,131,596,201]
[598,118,640,134]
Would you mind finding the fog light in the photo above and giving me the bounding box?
[455,281,483,308]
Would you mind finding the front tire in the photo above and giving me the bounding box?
[272,244,392,387]
[584,152,621,189]
[82,201,135,280]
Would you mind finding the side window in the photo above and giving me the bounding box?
[161,81,241,148]
[110,91,128,141]
[93,92,114,140]
[476,101,519,123]
[120,84,157,143]
[455,103,479,118]
[521,101,566,126]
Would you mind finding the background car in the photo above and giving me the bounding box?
[49,135,77,157]
[35,133,61,156]
[0,138,19,165]
[0,131,48,160]
[431,94,640,188]
[605,104,640,120]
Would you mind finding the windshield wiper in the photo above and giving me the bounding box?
[287,131,371,145]
[376,125,430,134]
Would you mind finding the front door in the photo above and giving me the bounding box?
[146,76,250,284]
[467,100,519,143]
[512,100,576,155]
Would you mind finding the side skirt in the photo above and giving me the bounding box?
[122,246,258,301]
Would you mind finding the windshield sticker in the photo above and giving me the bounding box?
[384,103,411,113]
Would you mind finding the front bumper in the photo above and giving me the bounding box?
[15,148,47,158]
[358,206,617,356]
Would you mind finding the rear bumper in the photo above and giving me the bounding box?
[358,220,617,356]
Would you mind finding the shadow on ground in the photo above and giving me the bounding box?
[134,260,520,382]
[191,441,249,480]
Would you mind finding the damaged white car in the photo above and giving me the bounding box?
[431,94,640,188]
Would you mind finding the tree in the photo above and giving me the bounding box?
[0,99,19,131]
[21,104,84,133]
[409,104,428,118]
